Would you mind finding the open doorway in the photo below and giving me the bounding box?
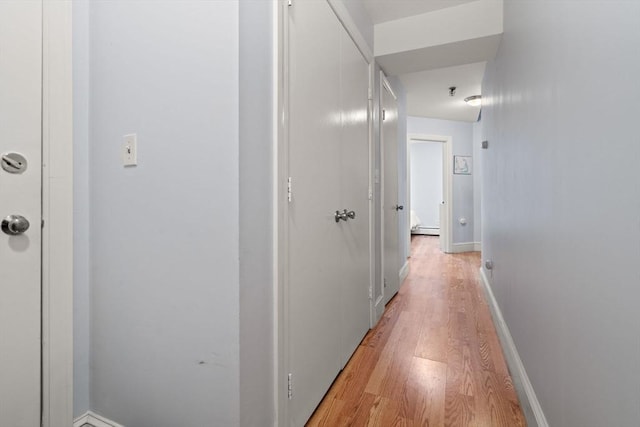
[407,134,452,254]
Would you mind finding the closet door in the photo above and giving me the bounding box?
[382,79,400,305]
[287,1,343,425]
[338,28,371,367]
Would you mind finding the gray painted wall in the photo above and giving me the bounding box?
[472,120,482,244]
[72,0,90,416]
[239,1,275,426]
[410,142,442,229]
[407,116,475,244]
[340,0,374,50]
[482,1,640,426]
[88,1,240,425]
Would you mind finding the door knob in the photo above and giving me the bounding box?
[335,210,348,223]
[1,153,28,174]
[394,205,404,211]
[2,215,30,235]
[346,210,356,219]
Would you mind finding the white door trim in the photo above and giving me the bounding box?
[407,134,453,254]
[41,1,73,426]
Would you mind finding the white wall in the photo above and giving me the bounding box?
[72,0,90,416]
[407,116,475,244]
[410,142,442,229]
[239,1,275,425]
[482,1,640,426]
[88,2,240,425]
[472,120,482,244]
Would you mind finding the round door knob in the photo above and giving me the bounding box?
[2,215,30,235]
[394,205,404,211]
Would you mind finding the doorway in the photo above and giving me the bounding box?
[407,134,453,254]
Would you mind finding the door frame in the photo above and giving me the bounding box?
[41,2,74,426]
[406,134,453,253]
[275,1,374,425]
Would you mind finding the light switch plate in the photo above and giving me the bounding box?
[123,134,137,166]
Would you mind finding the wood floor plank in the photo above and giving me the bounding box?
[306,236,526,427]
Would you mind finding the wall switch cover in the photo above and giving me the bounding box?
[123,134,137,166]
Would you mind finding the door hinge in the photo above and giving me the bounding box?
[368,188,373,200]
[382,109,386,121]
[41,219,44,229]
[368,287,373,300]
[287,177,292,202]
[288,373,293,399]
[384,278,387,288]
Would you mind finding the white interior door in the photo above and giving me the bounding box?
[287,1,372,424]
[381,79,399,306]
[0,2,43,426]
[288,2,343,425]
[338,27,370,367]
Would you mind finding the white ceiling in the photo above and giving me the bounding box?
[359,0,497,122]
[360,0,479,24]
[399,62,485,122]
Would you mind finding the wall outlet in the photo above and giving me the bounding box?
[123,134,137,166]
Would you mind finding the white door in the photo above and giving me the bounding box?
[288,2,343,424]
[0,2,43,426]
[381,79,400,305]
[287,1,371,424]
[338,28,370,367]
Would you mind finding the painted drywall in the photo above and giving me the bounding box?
[88,2,240,426]
[407,116,475,244]
[410,142,443,229]
[339,0,373,52]
[388,77,409,267]
[239,1,275,425]
[72,0,90,416]
[482,1,640,426]
[472,120,482,244]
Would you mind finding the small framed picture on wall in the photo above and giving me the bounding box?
[454,156,472,175]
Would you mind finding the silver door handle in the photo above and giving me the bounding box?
[346,210,356,219]
[394,205,404,211]
[335,210,348,222]
[2,215,30,235]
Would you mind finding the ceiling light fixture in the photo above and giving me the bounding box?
[464,95,482,107]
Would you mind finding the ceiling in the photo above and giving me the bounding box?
[399,62,485,122]
[360,0,493,122]
[360,0,478,24]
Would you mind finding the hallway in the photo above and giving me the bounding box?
[307,236,526,426]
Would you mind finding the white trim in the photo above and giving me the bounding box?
[41,2,74,427]
[479,269,549,427]
[73,411,125,427]
[380,73,397,101]
[399,261,409,285]
[474,242,481,252]
[412,227,440,236]
[326,0,373,63]
[408,134,452,254]
[451,242,476,253]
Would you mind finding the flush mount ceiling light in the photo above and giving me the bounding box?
[464,95,482,107]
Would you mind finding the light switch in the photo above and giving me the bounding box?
[123,134,137,166]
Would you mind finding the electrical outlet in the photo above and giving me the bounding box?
[123,134,137,166]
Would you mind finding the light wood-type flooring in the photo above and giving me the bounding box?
[306,236,526,426]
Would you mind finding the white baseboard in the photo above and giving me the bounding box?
[473,241,481,252]
[451,242,476,253]
[399,260,409,285]
[478,268,549,427]
[74,411,125,427]
[412,226,440,236]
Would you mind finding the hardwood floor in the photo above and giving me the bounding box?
[306,236,526,427]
